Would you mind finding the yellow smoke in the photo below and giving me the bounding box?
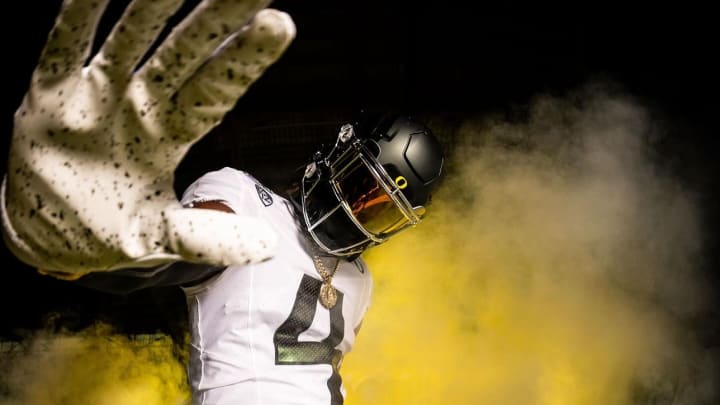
[1,87,715,405]
[0,323,189,405]
[344,88,717,404]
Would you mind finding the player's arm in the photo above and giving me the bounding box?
[74,200,237,294]
[192,201,235,214]
[38,200,235,281]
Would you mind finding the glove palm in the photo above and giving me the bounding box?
[2,0,295,275]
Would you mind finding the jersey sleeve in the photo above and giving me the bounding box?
[180,167,257,213]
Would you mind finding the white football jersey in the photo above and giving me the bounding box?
[180,168,373,405]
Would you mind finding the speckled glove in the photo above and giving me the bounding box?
[1,0,295,277]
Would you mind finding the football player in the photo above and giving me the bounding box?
[1,1,445,404]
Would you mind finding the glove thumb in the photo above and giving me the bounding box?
[164,208,277,266]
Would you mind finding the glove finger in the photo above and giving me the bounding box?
[137,0,271,96]
[164,208,277,267]
[174,9,295,136]
[89,0,184,78]
[34,0,110,85]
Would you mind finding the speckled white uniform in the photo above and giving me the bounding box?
[180,168,373,405]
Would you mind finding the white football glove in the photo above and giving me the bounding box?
[1,0,295,277]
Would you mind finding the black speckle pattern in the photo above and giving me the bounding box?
[3,0,293,274]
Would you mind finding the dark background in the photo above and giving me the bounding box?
[0,1,718,345]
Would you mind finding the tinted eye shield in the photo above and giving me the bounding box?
[300,124,427,256]
[330,143,424,238]
[303,142,423,235]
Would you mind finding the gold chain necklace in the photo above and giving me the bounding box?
[313,255,340,309]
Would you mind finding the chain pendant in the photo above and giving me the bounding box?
[320,282,338,309]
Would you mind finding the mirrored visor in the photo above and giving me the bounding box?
[334,157,413,236]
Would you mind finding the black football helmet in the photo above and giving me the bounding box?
[301,113,445,256]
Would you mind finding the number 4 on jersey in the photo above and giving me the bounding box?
[274,274,345,404]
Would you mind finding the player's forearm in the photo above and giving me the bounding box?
[74,261,225,295]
